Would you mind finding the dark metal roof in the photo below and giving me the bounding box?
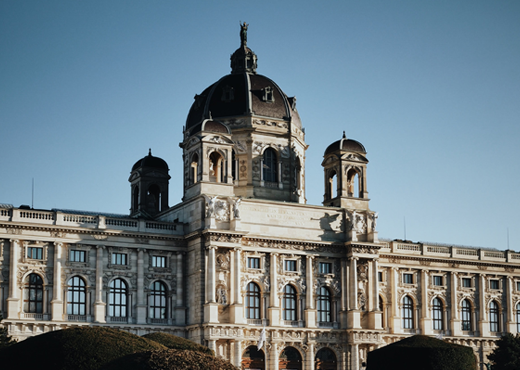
[131,149,169,172]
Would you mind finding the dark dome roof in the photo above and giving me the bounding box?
[324,132,366,156]
[132,150,169,172]
[185,24,301,135]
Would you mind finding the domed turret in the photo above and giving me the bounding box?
[180,24,307,204]
[129,149,170,218]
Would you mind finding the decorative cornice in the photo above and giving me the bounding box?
[379,254,519,271]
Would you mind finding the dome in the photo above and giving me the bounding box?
[324,132,367,156]
[185,23,301,135]
[131,149,169,172]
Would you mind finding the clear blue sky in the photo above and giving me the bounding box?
[1,1,519,250]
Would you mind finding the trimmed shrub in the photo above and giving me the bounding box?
[0,326,165,370]
[102,349,238,370]
[142,332,214,356]
[367,335,477,370]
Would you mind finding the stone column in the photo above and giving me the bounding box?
[478,274,489,337]
[7,239,20,319]
[93,245,106,323]
[269,342,280,370]
[389,267,400,333]
[51,242,64,321]
[368,258,382,329]
[175,252,186,325]
[136,249,146,324]
[506,276,515,332]
[305,342,315,370]
[420,269,431,335]
[305,255,316,328]
[348,257,360,328]
[350,343,359,370]
[269,253,280,326]
[451,272,461,336]
[340,258,348,328]
[231,247,244,323]
[204,246,219,323]
[233,339,243,368]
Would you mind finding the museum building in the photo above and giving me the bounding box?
[0,25,519,370]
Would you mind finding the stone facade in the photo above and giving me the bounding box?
[0,26,518,370]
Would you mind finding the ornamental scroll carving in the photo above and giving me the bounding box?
[357,261,368,311]
[205,196,230,221]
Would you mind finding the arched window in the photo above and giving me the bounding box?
[489,300,499,332]
[262,148,277,183]
[149,281,167,319]
[190,153,199,184]
[432,297,443,330]
[379,295,385,328]
[461,299,472,331]
[108,279,128,318]
[315,347,337,370]
[283,285,297,321]
[231,150,237,181]
[246,282,261,320]
[346,168,361,198]
[279,347,302,369]
[67,276,86,316]
[132,185,139,211]
[209,152,224,183]
[24,274,43,313]
[327,170,337,200]
[317,287,332,323]
[402,295,414,329]
[147,184,161,213]
[517,303,520,333]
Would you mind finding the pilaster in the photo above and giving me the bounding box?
[7,239,20,320]
[230,247,244,323]
[305,255,316,328]
[93,245,106,323]
[451,272,462,336]
[51,242,64,321]
[136,248,146,324]
[204,246,219,323]
[478,274,489,337]
[420,269,431,335]
[347,257,360,329]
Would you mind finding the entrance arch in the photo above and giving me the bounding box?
[315,347,337,370]
[242,345,265,370]
[279,346,302,370]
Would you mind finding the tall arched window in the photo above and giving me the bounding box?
[489,300,499,332]
[132,186,139,211]
[24,274,43,313]
[346,168,361,198]
[231,150,237,181]
[402,295,414,329]
[190,153,199,184]
[317,287,332,323]
[67,276,86,316]
[283,285,297,321]
[461,299,472,331]
[517,303,520,333]
[149,281,167,319]
[147,184,161,213]
[263,148,277,183]
[328,170,337,200]
[432,297,443,330]
[246,282,261,320]
[209,152,223,183]
[109,279,128,318]
[379,295,386,328]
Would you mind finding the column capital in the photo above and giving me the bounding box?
[206,245,218,251]
[9,238,20,244]
[233,247,242,252]
[53,242,64,247]
[96,245,106,250]
[349,256,359,262]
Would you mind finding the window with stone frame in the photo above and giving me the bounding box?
[461,299,472,331]
[111,252,128,265]
[246,282,261,320]
[152,256,166,268]
[67,276,86,316]
[248,257,260,269]
[402,295,414,329]
[283,285,297,321]
[403,273,414,284]
[149,281,167,319]
[432,297,443,330]
[461,277,473,288]
[69,250,86,263]
[489,300,500,332]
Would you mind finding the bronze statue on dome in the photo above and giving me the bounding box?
[240,22,248,46]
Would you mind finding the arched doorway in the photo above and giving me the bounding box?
[315,347,337,370]
[279,346,302,370]
[242,345,265,370]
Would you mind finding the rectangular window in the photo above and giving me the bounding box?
[152,256,166,268]
[490,280,500,290]
[248,257,260,269]
[462,278,472,288]
[517,281,520,291]
[433,276,443,286]
[378,271,383,282]
[111,253,127,265]
[27,247,43,260]
[319,262,332,274]
[285,260,297,272]
[403,273,413,284]
[69,250,86,263]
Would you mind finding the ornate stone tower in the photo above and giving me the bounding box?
[180,23,307,203]
[322,132,378,242]
[129,149,170,218]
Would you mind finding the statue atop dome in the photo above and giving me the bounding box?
[240,22,248,47]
